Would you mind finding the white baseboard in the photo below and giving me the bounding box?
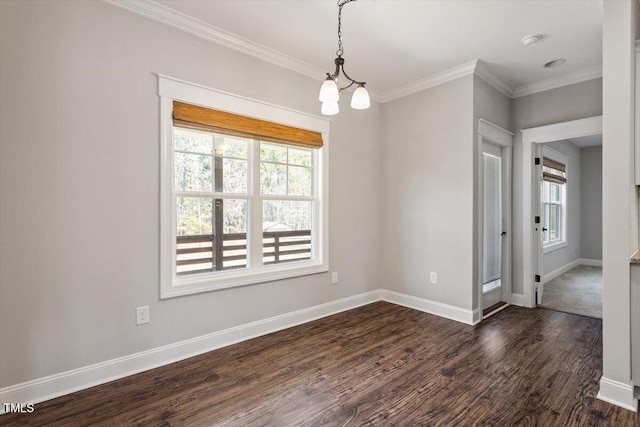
[579,258,603,267]
[511,293,525,307]
[597,376,638,412]
[0,288,508,413]
[543,258,603,284]
[0,290,383,413]
[381,290,478,325]
[543,259,581,284]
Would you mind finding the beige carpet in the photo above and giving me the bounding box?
[539,265,602,319]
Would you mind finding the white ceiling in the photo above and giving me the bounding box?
[143,0,603,98]
[569,134,603,148]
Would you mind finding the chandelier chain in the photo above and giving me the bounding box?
[336,0,356,57]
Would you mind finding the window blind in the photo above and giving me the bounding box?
[543,157,567,183]
[173,101,323,149]
[483,154,502,284]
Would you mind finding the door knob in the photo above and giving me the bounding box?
[501,231,507,236]
[542,227,548,232]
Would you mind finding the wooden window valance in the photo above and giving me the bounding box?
[543,157,567,183]
[173,101,323,149]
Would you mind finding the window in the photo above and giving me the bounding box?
[159,76,329,298]
[541,151,567,253]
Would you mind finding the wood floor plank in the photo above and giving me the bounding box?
[1,302,638,426]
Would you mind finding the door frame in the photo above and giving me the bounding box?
[477,120,513,318]
[521,116,602,308]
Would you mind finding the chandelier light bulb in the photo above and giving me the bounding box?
[319,78,339,102]
[321,101,340,116]
[350,85,370,110]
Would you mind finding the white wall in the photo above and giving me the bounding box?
[580,145,603,261]
[542,140,581,274]
[599,0,637,408]
[510,79,602,295]
[0,0,382,387]
[380,76,474,309]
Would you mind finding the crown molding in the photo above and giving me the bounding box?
[103,0,382,102]
[474,60,513,98]
[511,65,602,98]
[104,0,601,104]
[380,60,480,103]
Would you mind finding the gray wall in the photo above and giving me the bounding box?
[580,145,603,260]
[510,79,603,295]
[380,76,474,309]
[542,141,581,274]
[473,75,511,308]
[0,0,382,387]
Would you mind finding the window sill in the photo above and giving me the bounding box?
[543,241,567,254]
[161,261,328,299]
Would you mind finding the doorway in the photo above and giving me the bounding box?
[534,137,603,318]
[521,116,603,309]
[477,120,513,319]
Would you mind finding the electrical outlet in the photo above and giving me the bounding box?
[332,272,339,285]
[430,272,437,284]
[136,306,150,325]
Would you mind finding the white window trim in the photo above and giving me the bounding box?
[158,75,330,299]
[541,146,568,254]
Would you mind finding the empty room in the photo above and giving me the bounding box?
[1,0,639,425]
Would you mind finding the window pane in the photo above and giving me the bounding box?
[263,201,312,265]
[541,181,549,203]
[260,142,287,163]
[289,147,312,166]
[215,135,247,159]
[220,199,248,270]
[174,152,212,192]
[220,158,248,194]
[174,128,212,154]
[550,183,561,203]
[260,162,287,195]
[549,204,559,241]
[175,198,247,275]
[176,197,212,236]
[288,165,312,196]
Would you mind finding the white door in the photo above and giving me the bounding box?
[482,142,503,311]
[535,144,544,304]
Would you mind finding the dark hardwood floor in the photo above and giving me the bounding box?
[1,302,638,426]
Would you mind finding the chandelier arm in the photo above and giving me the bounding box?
[339,63,366,87]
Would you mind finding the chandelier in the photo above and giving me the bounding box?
[318,0,370,115]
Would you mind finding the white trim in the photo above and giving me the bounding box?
[381,290,479,325]
[0,289,483,411]
[521,116,602,308]
[380,60,479,103]
[477,120,514,319]
[597,377,638,412]
[512,66,603,98]
[478,119,514,144]
[482,302,510,319]
[158,74,330,133]
[511,293,525,307]
[580,258,603,267]
[543,259,581,285]
[543,241,567,254]
[105,1,602,103]
[0,291,383,413]
[158,75,330,299]
[474,60,513,98]
[543,258,603,283]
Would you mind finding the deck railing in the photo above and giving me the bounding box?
[176,230,311,275]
